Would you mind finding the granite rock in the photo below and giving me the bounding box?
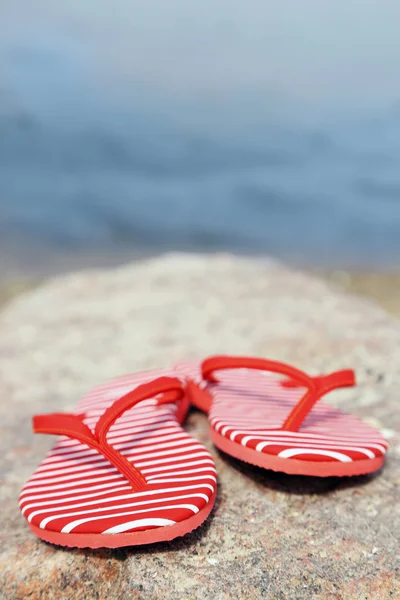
[0,254,399,600]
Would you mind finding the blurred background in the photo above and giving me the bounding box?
[1,0,400,310]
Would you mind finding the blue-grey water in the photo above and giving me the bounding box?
[1,0,400,272]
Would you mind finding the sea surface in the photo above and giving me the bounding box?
[1,0,400,273]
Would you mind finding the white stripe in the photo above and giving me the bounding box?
[21,485,132,514]
[29,492,210,523]
[31,443,204,481]
[103,420,177,443]
[113,427,182,450]
[146,466,216,480]
[41,431,188,465]
[126,444,201,462]
[21,473,123,494]
[124,437,194,455]
[28,466,117,484]
[38,454,107,470]
[278,448,353,462]
[142,458,215,474]
[103,518,176,534]
[54,416,175,447]
[79,372,171,403]
[54,439,83,448]
[82,403,161,421]
[48,425,180,458]
[30,484,214,519]
[82,401,159,418]
[240,435,386,453]
[111,428,183,449]
[36,438,196,475]
[48,446,98,458]
[148,476,217,484]
[25,488,206,516]
[21,459,215,498]
[19,481,130,505]
[33,461,110,478]
[134,450,211,468]
[86,413,176,435]
[44,449,100,462]
[213,412,377,425]
[51,423,178,453]
[59,503,200,533]
[229,429,386,444]
[254,441,375,458]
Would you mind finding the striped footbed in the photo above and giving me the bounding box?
[19,369,216,536]
[174,362,388,464]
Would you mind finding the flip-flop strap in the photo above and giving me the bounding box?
[33,376,186,491]
[201,355,355,432]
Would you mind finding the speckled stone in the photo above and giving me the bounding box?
[0,254,399,600]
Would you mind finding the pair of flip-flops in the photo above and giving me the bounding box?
[20,355,388,549]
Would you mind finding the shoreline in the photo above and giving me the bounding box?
[0,254,399,317]
[312,269,400,317]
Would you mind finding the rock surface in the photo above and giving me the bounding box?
[0,253,399,600]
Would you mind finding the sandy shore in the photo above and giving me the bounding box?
[1,268,399,317]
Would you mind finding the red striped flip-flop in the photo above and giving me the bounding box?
[19,372,216,548]
[175,356,388,477]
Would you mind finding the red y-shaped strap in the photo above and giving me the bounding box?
[33,376,186,491]
[201,356,355,432]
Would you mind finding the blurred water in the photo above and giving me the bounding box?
[1,0,400,272]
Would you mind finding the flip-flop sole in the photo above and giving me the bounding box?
[21,369,217,548]
[177,362,388,478]
[27,490,216,549]
[211,429,384,477]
